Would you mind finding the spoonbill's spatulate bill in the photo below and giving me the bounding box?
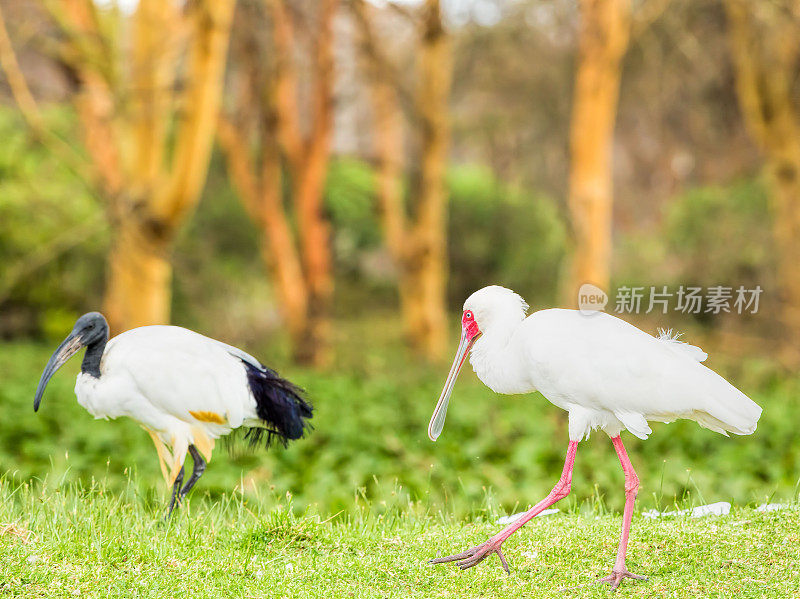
[428,286,761,588]
[34,312,312,516]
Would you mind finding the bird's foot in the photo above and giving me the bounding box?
[430,538,510,573]
[598,568,648,590]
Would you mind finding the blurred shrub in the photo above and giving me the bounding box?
[446,165,567,308]
[1,113,774,342]
[1,145,570,337]
[325,159,568,311]
[171,152,278,345]
[326,158,382,258]
[5,335,798,518]
[665,178,775,290]
[614,178,776,330]
[0,107,107,339]
[324,158,395,312]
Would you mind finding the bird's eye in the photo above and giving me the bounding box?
[465,311,473,320]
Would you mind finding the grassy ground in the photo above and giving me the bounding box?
[1,318,800,597]
[2,323,799,518]
[0,479,798,598]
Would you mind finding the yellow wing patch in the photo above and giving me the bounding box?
[189,410,227,425]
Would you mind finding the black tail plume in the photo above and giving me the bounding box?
[242,360,313,448]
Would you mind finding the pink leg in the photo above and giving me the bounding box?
[598,436,648,589]
[430,441,578,573]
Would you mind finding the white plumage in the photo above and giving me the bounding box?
[34,312,312,515]
[427,285,761,586]
[78,326,270,482]
[433,285,761,442]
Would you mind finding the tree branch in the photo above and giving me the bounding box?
[154,0,236,226]
[631,0,671,40]
[265,0,306,176]
[217,112,262,223]
[307,0,338,162]
[0,2,99,195]
[0,213,105,306]
[350,0,408,258]
[349,0,418,122]
[725,0,770,149]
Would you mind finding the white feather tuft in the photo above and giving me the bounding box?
[656,328,680,341]
[656,328,708,362]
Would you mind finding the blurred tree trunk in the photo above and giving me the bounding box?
[109,0,235,332]
[101,0,172,331]
[218,112,309,347]
[283,0,337,365]
[726,0,800,362]
[566,0,630,300]
[0,0,235,333]
[352,0,451,360]
[218,0,337,366]
[410,0,451,359]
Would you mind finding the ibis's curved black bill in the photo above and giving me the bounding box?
[33,332,84,411]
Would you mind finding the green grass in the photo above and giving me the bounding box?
[0,478,798,598]
[2,320,799,519]
[2,318,800,596]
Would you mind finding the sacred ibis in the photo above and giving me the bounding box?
[427,286,761,588]
[34,312,312,516]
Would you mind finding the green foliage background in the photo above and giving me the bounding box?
[3,337,798,519]
[0,107,795,523]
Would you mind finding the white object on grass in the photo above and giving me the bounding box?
[642,501,731,519]
[756,503,790,512]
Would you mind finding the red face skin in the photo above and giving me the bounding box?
[462,310,481,341]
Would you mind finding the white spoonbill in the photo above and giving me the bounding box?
[428,286,761,588]
[34,312,312,516]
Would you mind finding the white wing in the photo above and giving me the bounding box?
[520,310,761,439]
[100,326,258,429]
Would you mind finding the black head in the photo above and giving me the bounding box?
[34,312,109,412]
[71,312,109,347]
